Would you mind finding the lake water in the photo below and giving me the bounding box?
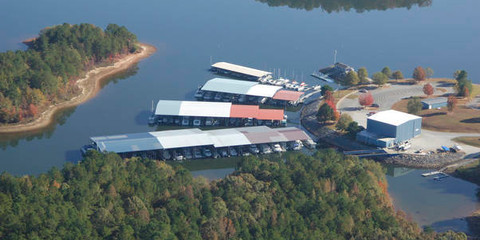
[1,0,479,234]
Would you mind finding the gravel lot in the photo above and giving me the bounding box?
[337,82,480,155]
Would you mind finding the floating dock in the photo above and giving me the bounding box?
[84,126,313,160]
[421,171,442,177]
[311,72,334,83]
[152,100,286,127]
[210,62,272,82]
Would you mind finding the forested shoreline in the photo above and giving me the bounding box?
[0,23,138,124]
[255,0,432,12]
[0,150,466,239]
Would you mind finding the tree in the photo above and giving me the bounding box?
[345,71,359,86]
[392,70,404,80]
[357,67,369,84]
[407,97,422,114]
[28,104,38,117]
[336,114,353,131]
[423,83,434,97]
[321,84,334,96]
[372,72,388,86]
[447,95,457,112]
[323,90,334,103]
[317,103,335,123]
[412,66,426,82]
[346,121,364,137]
[358,92,374,107]
[381,66,392,79]
[425,67,434,79]
[454,70,473,97]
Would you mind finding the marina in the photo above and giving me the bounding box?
[151,100,287,127]
[83,126,313,160]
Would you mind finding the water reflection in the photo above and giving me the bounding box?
[255,0,432,12]
[385,165,415,177]
[0,107,76,149]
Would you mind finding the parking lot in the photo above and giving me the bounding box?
[337,82,480,155]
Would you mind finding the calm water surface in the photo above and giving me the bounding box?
[1,0,479,233]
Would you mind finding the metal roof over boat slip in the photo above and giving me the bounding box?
[201,78,303,101]
[91,126,311,153]
[211,62,272,78]
[155,100,285,120]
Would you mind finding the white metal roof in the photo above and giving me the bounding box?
[149,129,214,149]
[179,101,232,117]
[212,62,272,78]
[246,84,282,97]
[207,128,252,147]
[201,78,282,98]
[368,110,422,126]
[201,78,257,95]
[155,100,232,117]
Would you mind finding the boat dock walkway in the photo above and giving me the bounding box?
[311,72,334,83]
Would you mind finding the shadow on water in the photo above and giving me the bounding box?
[65,149,83,164]
[135,110,153,126]
[254,0,432,12]
[430,217,471,235]
[0,65,140,147]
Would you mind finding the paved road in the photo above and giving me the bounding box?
[337,82,480,155]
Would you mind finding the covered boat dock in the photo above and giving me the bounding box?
[87,126,313,160]
[196,78,305,106]
[153,100,287,127]
[210,62,272,81]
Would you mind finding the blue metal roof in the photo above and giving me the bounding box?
[91,132,162,153]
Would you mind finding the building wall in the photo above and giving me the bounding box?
[366,119,397,138]
[395,118,422,142]
[422,101,448,109]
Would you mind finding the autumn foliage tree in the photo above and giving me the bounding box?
[447,95,457,112]
[423,83,434,97]
[413,66,426,82]
[358,92,374,107]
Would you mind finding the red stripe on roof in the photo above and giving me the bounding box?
[257,109,284,121]
[272,90,304,101]
[230,105,259,118]
[230,105,284,120]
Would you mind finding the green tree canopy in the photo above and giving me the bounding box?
[392,70,404,80]
[345,71,360,86]
[382,66,392,79]
[372,72,388,86]
[407,97,422,114]
[357,67,369,84]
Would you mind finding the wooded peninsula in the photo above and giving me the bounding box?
[0,23,155,131]
[0,150,466,239]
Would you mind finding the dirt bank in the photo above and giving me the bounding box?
[0,43,156,134]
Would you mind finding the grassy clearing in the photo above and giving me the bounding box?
[334,89,355,104]
[453,136,480,148]
[346,94,358,100]
[392,98,480,133]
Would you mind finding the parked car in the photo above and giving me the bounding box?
[359,89,368,93]
[271,143,284,152]
[371,103,379,108]
[162,150,171,160]
[219,148,229,158]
